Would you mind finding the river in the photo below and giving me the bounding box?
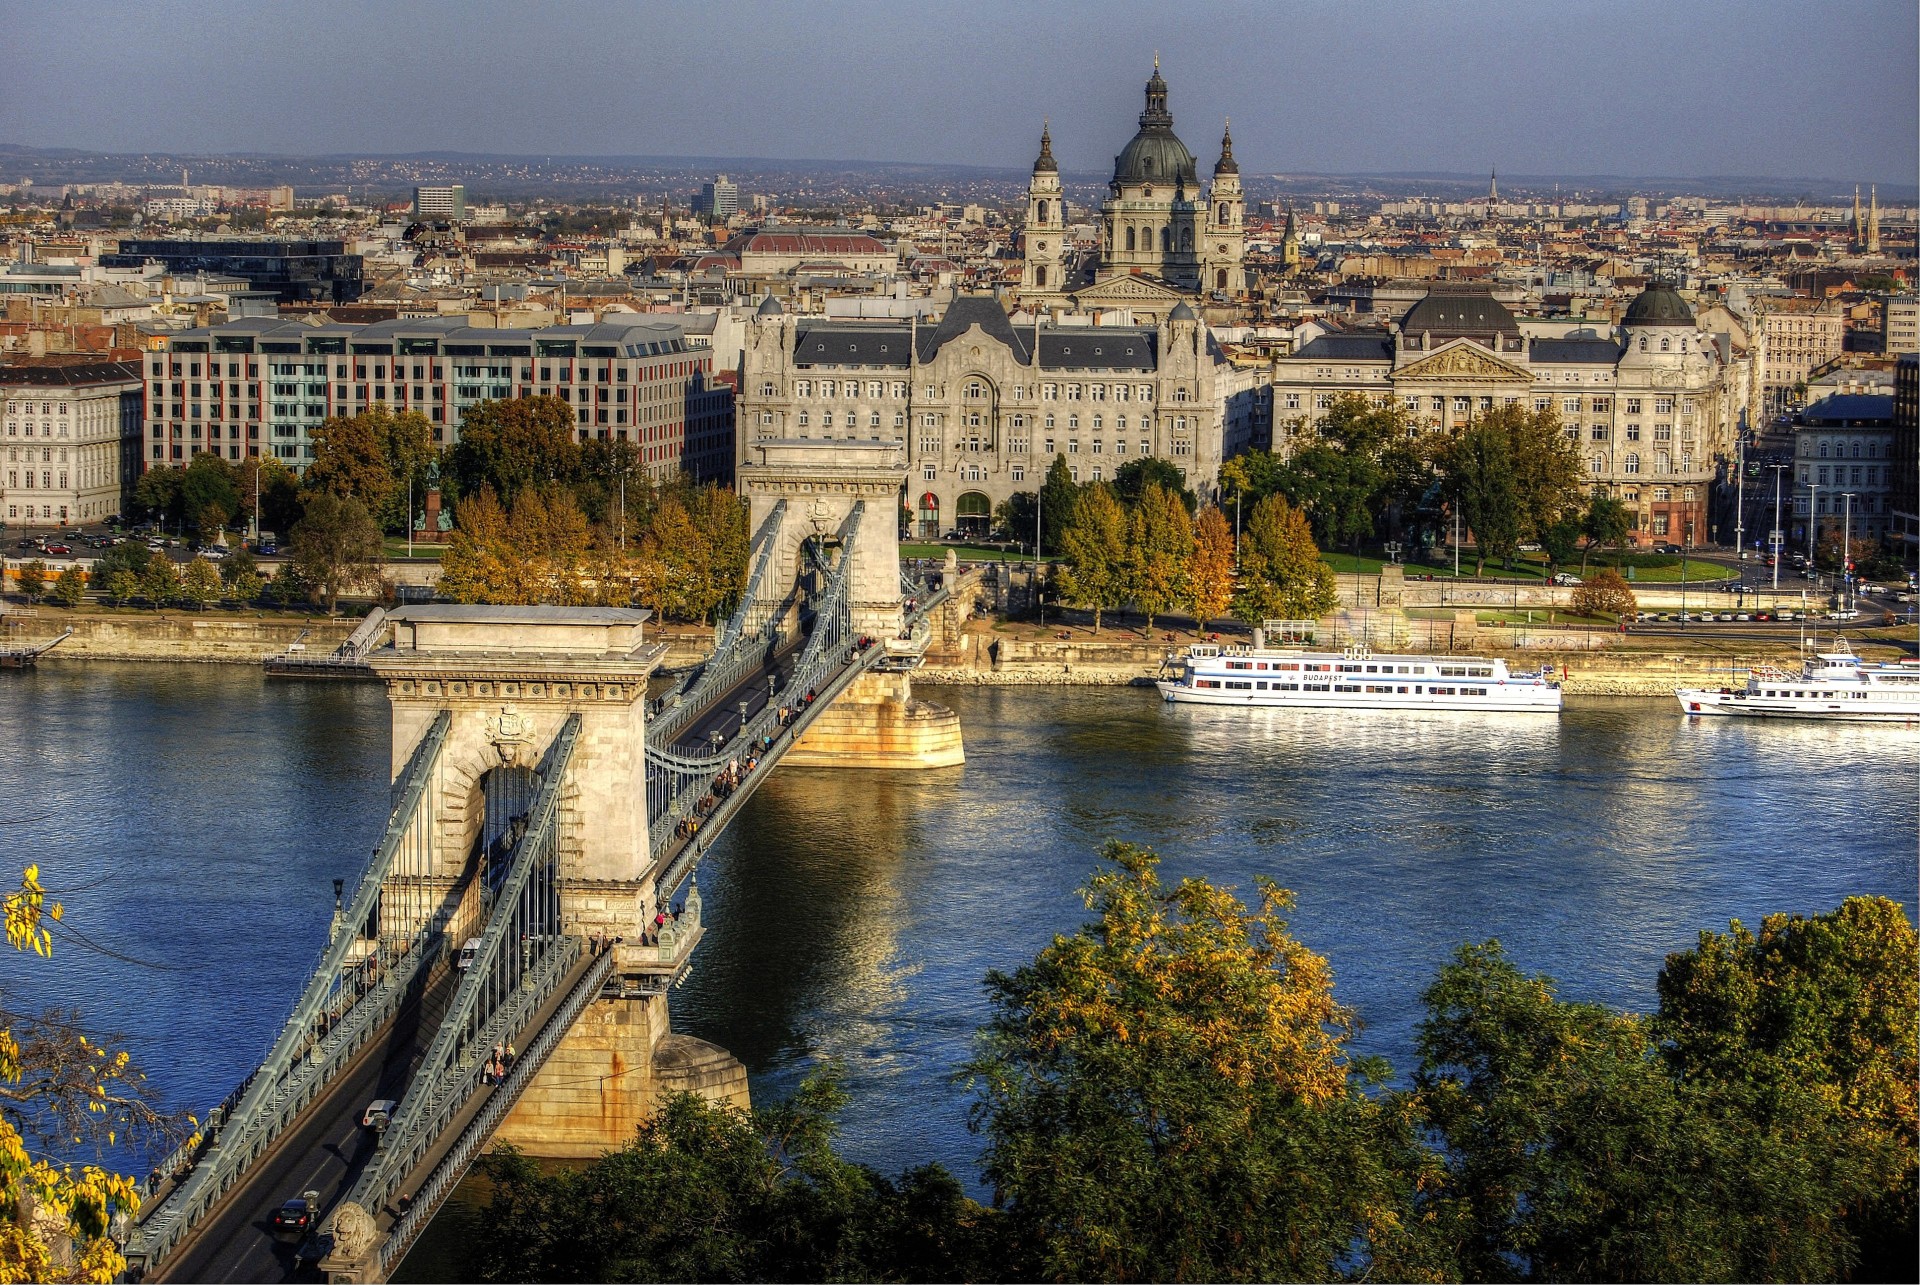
[1,664,1913,1271]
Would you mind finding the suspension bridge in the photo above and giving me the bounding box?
[121,442,962,1283]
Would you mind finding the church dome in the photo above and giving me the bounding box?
[1112,62,1196,187]
[1032,123,1057,174]
[1623,280,1694,327]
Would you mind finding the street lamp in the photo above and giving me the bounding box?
[1805,482,1821,566]
[1680,521,1693,628]
[1840,491,1855,613]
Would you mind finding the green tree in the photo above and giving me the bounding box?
[49,567,85,608]
[1540,511,1583,571]
[1124,481,1193,632]
[1056,482,1128,632]
[14,560,47,602]
[1503,405,1585,550]
[464,1074,995,1284]
[89,541,151,585]
[133,465,184,527]
[103,569,139,605]
[289,492,384,613]
[1232,493,1337,623]
[138,556,178,607]
[243,455,303,538]
[447,396,581,508]
[177,557,220,611]
[1654,897,1918,1278]
[1186,505,1236,634]
[1580,495,1634,573]
[179,453,240,534]
[305,410,394,510]
[965,842,1428,1283]
[993,491,1037,548]
[1037,454,1080,557]
[1275,394,1404,553]
[1218,449,1290,509]
[1439,420,1520,575]
[1414,939,1895,1283]
[1112,457,1197,513]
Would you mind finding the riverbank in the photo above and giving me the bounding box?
[1,607,720,666]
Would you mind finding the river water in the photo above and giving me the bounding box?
[2,664,1914,1253]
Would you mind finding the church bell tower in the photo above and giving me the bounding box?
[1202,121,1245,295]
[1021,123,1065,297]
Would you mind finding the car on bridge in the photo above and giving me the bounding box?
[362,1099,397,1131]
[271,1190,320,1234]
[457,937,482,970]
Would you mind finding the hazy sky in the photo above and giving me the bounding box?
[3,0,1914,184]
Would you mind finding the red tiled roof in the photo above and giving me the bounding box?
[743,232,889,256]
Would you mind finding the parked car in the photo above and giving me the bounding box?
[1656,543,1683,554]
[271,1190,320,1234]
[1551,573,1582,586]
[43,542,71,555]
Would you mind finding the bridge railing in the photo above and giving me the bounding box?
[649,500,788,747]
[342,713,583,1223]
[375,945,617,1277]
[127,709,457,1274]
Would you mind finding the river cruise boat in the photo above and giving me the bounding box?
[1157,643,1563,713]
[1676,644,1920,722]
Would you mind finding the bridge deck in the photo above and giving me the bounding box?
[154,964,460,1283]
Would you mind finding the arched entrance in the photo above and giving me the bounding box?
[918,491,940,540]
[479,764,538,899]
[955,491,991,538]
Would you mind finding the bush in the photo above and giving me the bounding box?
[1572,567,1637,617]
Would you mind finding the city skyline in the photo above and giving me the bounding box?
[2,0,1915,187]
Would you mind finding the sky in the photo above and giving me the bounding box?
[2,0,1915,185]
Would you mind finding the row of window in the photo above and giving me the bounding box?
[1590,453,1696,475]
[774,380,1173,404]
[1806,465,1884,486]
[4,401,71,416]
[1802,440,1884,459]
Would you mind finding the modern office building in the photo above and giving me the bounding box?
[413,184,467,221]
[143,317,733,484]
[1,359,144,527]
[692,176,738,221]
[1883,292,1919,356]
[1792,392,1897,541]
[99,238,365,304]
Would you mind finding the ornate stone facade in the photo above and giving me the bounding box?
[737,294,1230,537]
[1272,283,1748,547]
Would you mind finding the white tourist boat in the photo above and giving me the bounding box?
[1157,642,1563,713]
[1675,643,1920,722]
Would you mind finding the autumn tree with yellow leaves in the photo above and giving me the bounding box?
[4,868,182,1284]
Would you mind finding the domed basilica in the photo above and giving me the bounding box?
[1020,60,1247,312]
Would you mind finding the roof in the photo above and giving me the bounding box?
[917,295,1031,364]
[1113,66,1197,187]
[736,229,891,258]
[0,359,143,387]
[1799,393,1895,425]
[1292,333,1395,362]
[390,605,650,624]
[1623,282,1695,327]
[1400,285,1519,337]
[1528,337,1624,364]
[793,323,914,367]
[1036,330,1156,371]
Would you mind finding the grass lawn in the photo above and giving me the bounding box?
[900,542,1028,563]
[384,539,447,560]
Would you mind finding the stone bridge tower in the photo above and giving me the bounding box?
[366,606,747,1157]
[737,440,964,768]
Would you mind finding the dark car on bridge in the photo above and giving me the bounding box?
[271,1190,320,1234]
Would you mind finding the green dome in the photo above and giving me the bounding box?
[1112,65,1196,187]
[1623,281,1694,327]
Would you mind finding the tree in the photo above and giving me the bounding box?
[103,570,139,606]
[1187,505,1235,634]
[1571,568,1636,618]
[49,568,85,609]
[289,492,383,614]
[1654,897,1917,1279]
[965,842,1425,1283]
[1112,457,1197,514]
[1439,406,1582,574]
[179,454,240,535]
[992,491,1037,548]
[462,1074,995,1284]
[178,557,220,611]
[1056,482,1128,632]
[4,866,178,1284]
[1274,395,1404,554]
[446,396,581,508]
[1580,496,1633,572]
[1502,405,1585,551]
[1540,511,1582,572]
[132,466,184,528]
[1232,493,1336,623]
[89,542,150,586]
[1413,938,1899,1283]
[242,456,303,538]
[307,405,437,535]
[14,561,47,603]
[1124,481,1193,632]
[1037,455,1080,557]
[1218,449,1291,509]
[137,557,177,607]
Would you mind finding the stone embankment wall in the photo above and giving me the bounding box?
[1335,567,1805,613]
[13,612,355,663]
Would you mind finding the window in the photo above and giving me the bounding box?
[1625,453,1640,474]
[922,464,936,481]
[1591,426,1609,441]
[1654,397,1673,414]
[1562,397,1580,413]
[1535,398,1551,412]
[1011,465,1025,482]
[1654,424,1672,441]
[1626,423,1641,441]
[1625,398,1641,414]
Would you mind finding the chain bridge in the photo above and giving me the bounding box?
[123,442,963,1283]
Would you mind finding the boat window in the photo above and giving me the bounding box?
[1399,686,1409,693]
[1365,665,1378,673]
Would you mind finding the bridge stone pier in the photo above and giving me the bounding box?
[739,439,964,768]
[368,606,748,1159]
